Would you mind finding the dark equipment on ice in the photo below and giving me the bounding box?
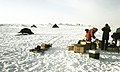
[29,43,52,53]
[111,32,120,46]
[18,28,34,35]
[31,24,37,28]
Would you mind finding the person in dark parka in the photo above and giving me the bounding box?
[111,27,120,45]
[101,24,111,50]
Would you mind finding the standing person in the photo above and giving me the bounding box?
[111,27,120,46]
[101,24,111,50]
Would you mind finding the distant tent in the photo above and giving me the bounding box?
[31,24,37,28]
[52,24,59,28]
[18,28,34,35]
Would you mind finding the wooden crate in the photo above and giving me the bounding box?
[80,46,86,53]
[89,50,100,59]
[74,44,80,53]
[68,46,74,51]
[74,44,86,53]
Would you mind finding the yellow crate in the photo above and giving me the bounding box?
[67,46,74,51]
[74,44,86,53]
[80,47,86,53]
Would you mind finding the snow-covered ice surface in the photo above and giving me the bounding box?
[0,24,120,72]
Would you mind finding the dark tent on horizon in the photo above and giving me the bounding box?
[18,28,34,35]
[52,24,59,28]
[31,24,37,28]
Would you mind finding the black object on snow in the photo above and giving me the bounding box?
[18,28,34,35]
[31,24,37,28]
[111,32,120,39]
[52,24,59,28]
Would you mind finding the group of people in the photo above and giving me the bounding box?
[83,24,111,50]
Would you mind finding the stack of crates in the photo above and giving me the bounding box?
[89,41,100,59]
[68,41,89,53]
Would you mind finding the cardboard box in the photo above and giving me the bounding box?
[89,50,100,59]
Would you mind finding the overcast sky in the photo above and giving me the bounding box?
[0,0,120,29]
